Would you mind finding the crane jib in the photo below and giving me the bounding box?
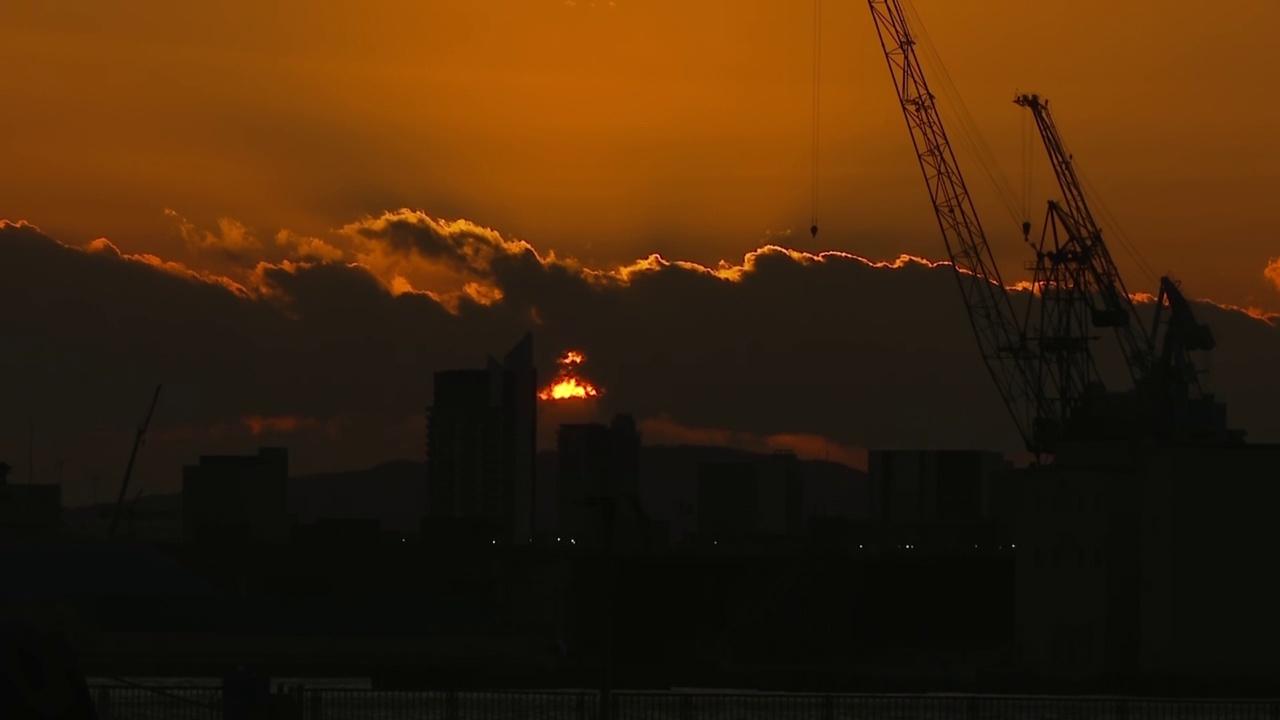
[867,0,1045,455]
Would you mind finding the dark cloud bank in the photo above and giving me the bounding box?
[2,216,1277,505]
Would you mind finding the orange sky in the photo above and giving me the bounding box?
[5,0,1279,309]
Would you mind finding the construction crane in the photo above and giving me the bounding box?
[865,1,1234,455]
[1015,94,1151,377]
[1015,94,1232,446]
[108,384,162,539]
[866,1,1048,455]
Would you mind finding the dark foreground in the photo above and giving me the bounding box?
[89,683,1280,720]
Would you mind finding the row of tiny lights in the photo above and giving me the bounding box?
[463,538,1018,548]
[488,538,578,545]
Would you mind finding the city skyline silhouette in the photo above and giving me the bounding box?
[4,0,1280,717]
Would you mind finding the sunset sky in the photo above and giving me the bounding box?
[6,0,1279,307]
[3,1,1280,499]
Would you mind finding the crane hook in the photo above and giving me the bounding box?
[810,224,818,239]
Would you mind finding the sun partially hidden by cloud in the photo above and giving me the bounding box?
[1266,258,1280,292]
[539,350,603,401]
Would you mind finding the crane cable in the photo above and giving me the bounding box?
[902,0,1023,232]
[810,0,822,239]
[1021,109,1032,228]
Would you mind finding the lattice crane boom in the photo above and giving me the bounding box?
[1015,93,1152,382]
[867,0,1044,454]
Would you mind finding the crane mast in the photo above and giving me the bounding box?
[109,384,162,539]
[1015,94,1152,383]
[867,1,1045,454]
[1015,94,1234,445]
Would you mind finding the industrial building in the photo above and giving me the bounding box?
[181,447,290,544]
[425,333,537,544]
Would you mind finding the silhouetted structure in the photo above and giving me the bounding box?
[557,414,641,546]
[696,452,802,545]
[426,333,537,544]
[1015,442,1280,692]
[181,447,289,543]
[868,450,1014,552]
[0,461,61,538]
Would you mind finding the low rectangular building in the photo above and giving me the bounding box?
[182,447,290,544]
[696,452,802,541]
[0,462,61,538]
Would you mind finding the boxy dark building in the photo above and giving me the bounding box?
[868,450,1014,552]
[426,333,537,544]
[0,461,61,539]
[181,447,290,543]
[557,415,639,526]
[696,452,803,543]
[557,413,652,550]
[1015,441,1280,692]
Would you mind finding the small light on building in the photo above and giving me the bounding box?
[570,539,576,545]
[491,540,497,545]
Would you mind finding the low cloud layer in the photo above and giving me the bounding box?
[2,214,1278,505]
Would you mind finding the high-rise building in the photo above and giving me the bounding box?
[181,447,289,543]
[557,413,641,543]
[426,333,537,543]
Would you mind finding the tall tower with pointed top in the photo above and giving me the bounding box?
[426,333,537,544]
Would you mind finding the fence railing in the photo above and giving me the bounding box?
[86,684,1280,720]
[90,682,222,719]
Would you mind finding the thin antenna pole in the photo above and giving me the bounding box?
[28,416,34,485]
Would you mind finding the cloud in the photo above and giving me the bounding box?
[84,236,253,297]
[1267,258,1280,292]
[638,415,868,471]
[341,210,543,277]
[241,414,342,439]
[3,216,1279,505]
[275,229,345,263]
[166,209,261,259]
